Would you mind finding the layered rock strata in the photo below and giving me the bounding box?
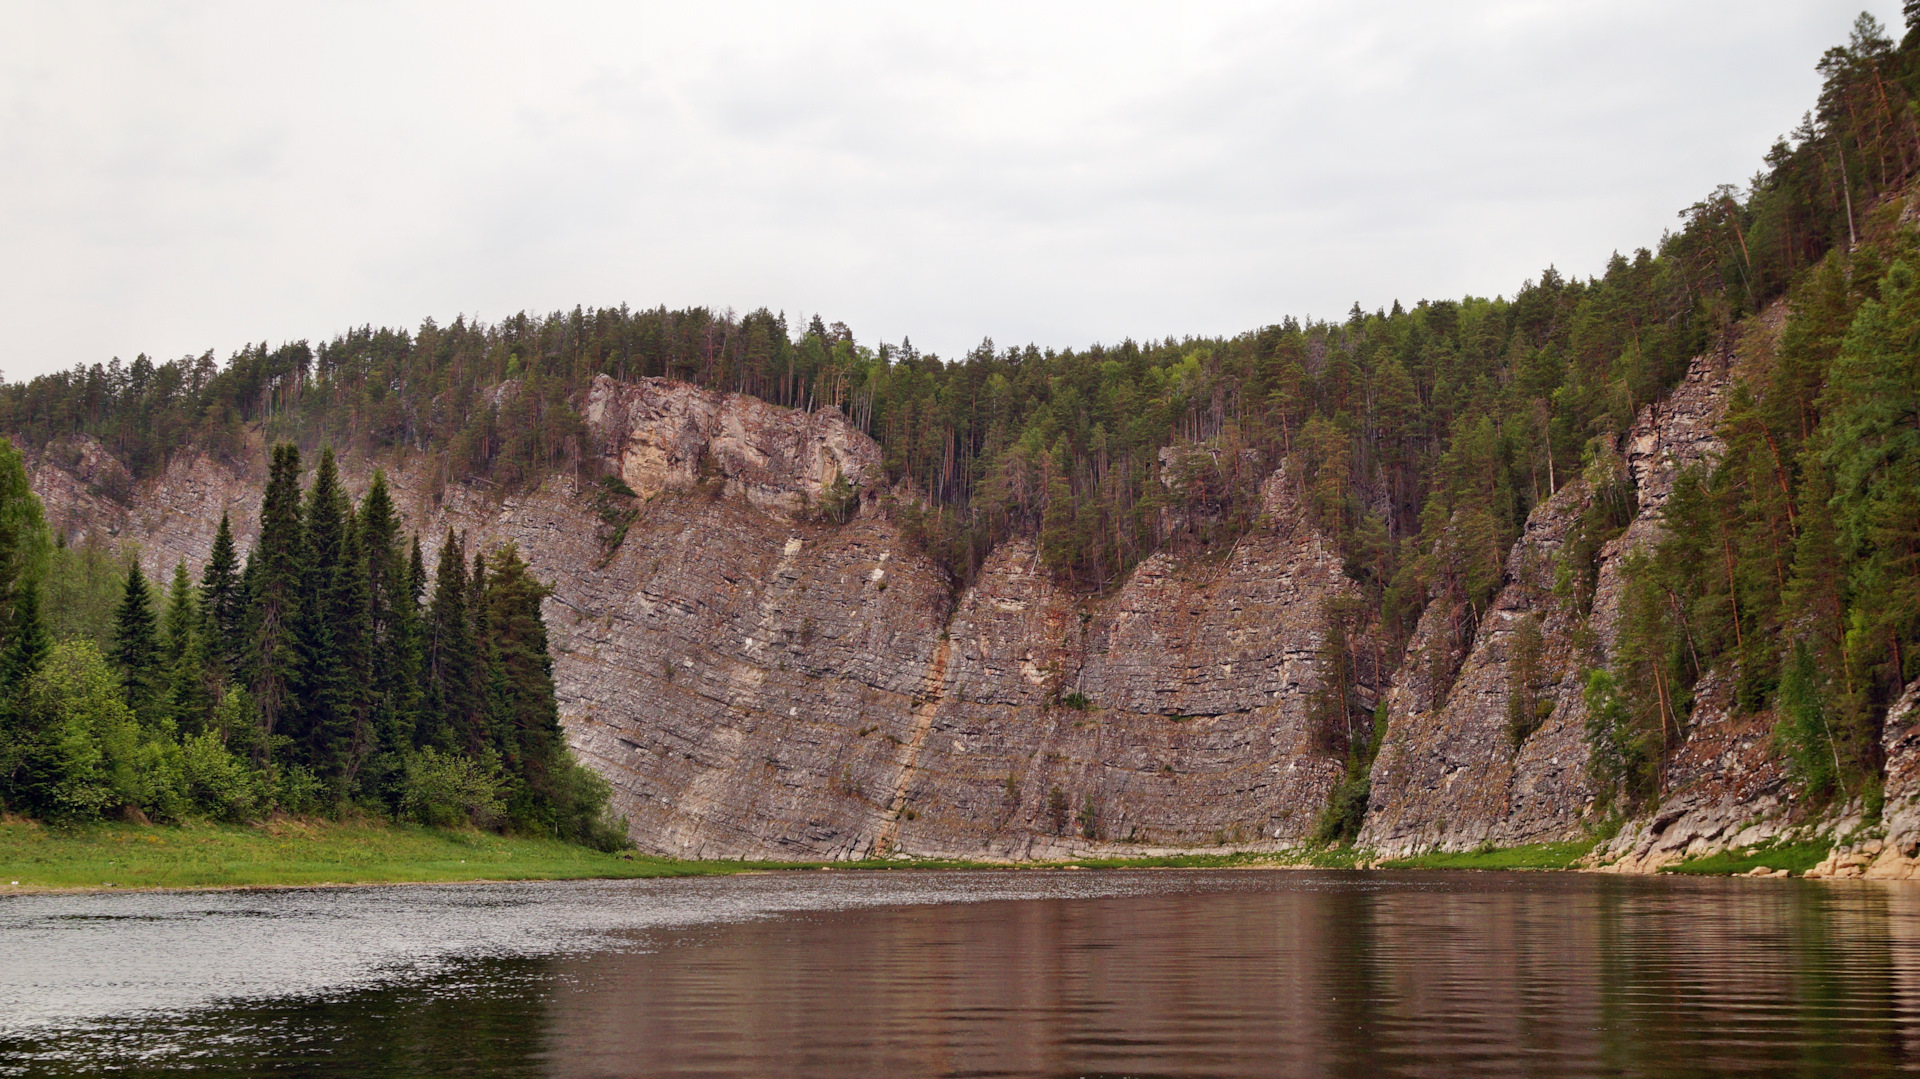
[29,379,1363,859]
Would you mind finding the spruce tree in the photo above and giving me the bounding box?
[246,443,304,759]
[0,437,48,647]
[291,448,359,784]
[112,560,163,726]
[357,474,420,801]
[200,512,243,684]
[478,543,566,826]
[408,534,427,608]
[0,577,46,815]
[424,530,479,751]
[163,561,213,733]
[1,577,49,692]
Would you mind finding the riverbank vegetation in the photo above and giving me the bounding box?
[0,818,668,891]
[0,441,627,850]
[1659,838,1835,877]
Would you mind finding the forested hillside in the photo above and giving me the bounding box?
[3,14,1918,823]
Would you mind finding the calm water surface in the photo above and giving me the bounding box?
[3,869,1919,1076]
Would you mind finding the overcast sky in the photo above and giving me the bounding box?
[0,1,1900,379]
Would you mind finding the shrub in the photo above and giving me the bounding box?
[179,731,259,821]
[400,748,507,828]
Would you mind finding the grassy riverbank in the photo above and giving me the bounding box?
[0,819,724,891]
[0,819,1054,892]
[0,819,1583,893]
[0,818,1839,894]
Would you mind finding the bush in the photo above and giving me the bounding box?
[546,753,632,851]
[1314,775,1371,845]
[5,641,142,820]
[400,748,507,828]
[179,731,259,821]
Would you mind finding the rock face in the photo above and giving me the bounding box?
[1360,479,1595,856]
[29,380,1365,859]
[583,376,880,516]
[23,307,1866,867]
[1364,327,1785,862]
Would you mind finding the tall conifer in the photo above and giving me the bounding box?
[292,448,357,783]
[357,474,421,797]
[1,578,49,691]
[163,561,213,733]
[425,530,479,750]
[479,543,566,824]
[246,443,304,758]
[112,561,162,726]
[200,512,243,683]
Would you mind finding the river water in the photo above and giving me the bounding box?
[3,869,1920,1076]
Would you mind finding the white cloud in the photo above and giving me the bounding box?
[0,1,1896,377]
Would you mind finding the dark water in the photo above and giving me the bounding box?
[5,870,1920,1077]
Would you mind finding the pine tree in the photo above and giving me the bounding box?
[112,560,162,727]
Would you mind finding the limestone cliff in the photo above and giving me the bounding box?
[25,332,1856,866]
[30,378,1366,859]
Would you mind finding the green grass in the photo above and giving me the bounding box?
[13,817,1826,894]
[1660,838,1832,877]
[0,820,1333,892]
[1378,838,1600,871]
[0,818,735,891]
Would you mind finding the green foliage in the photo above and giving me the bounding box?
[813,471,859,525]
[1661,837,1833,877]
[4,640,143,820]
[0,439,624,853]
[1047,786,1070,835]
[400,747,508,829]
[1312,605,1382,846]
[591,474,640,557]
[1505,614,1549,747]
[42,533,126,648]
[1606,238,1920,800]
[1777,644,1843,798]
[1583,668,1658,809]
[111,560,162,726]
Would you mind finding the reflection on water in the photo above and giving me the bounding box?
[6,871,1920,1076]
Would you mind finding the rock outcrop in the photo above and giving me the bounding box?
[29,379,1366,859]
[1364,311,1810,864]
[1360,479,1595,856]
[25,305,1883,869]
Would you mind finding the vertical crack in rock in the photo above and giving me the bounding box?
[873,638,952,856]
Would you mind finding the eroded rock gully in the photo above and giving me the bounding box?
[27,341,1896,868]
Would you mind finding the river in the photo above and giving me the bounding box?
[3,869,1919,1076]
